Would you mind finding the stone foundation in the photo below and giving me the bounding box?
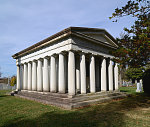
[11,90,129,109]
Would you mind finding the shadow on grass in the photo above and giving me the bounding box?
[2,92,150,127]
[0,95,8,97]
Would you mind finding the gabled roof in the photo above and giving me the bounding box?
[12,27,118,59]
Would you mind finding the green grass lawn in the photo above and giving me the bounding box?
[120,86,140,94]
[0,88,150,127]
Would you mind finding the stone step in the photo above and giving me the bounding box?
[17,91,70,104]
[13,91,129,109]
[20,90,68,98]
[18,91,124,104]
[71,94,128,109]
[70,92,125,103]
[15,94,71,109]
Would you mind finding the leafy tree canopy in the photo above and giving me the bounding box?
[10,76,16,86]
[125,67,144,80]
[110,0,150,68]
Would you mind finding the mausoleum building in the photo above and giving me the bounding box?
[12,27,121,108]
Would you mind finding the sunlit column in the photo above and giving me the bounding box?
[37,59,43,91]
[101,57,107,91]
[43,57,49,92]
[58,53,65,93]
[28,62,32,90]
[32,60,37,91]
[50,55,57,92]
[17,65,20,91]
[90,55,96,93]
[80,53,86,94]
[68,51,75,95]
[114,63,119,90]
[108,59,113,91]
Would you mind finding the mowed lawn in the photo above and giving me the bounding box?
[0,87,150,127]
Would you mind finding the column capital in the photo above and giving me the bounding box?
[32,59,37,62]
[28,61,32,64]
[68,50,76,53]
[17,63,24,66]
[114,62,119,67]
[51,53,58,57]
[43,56,50,59]
[100,56,109,60]
[79,51,87,55]
[37,58,43,61]
[59,51,67,55]
[24,62,28,65]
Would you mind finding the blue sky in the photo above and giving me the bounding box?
[0,0,135,77]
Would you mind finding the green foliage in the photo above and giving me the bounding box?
[110,0,150,68]
[125,67,144,80]
[10,76,16,86]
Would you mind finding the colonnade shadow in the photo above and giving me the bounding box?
[2,92,150,127]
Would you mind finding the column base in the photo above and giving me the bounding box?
[51,90,57,93]
[68,94,75,98]
[37,90,43,92]
[108,90,114,92]
[58,91,66,94]
[76,89,81,94]
[43,90,50,92]
[114,89,120,92]
[96,88,100,92]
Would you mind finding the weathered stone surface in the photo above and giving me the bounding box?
[12,91,129,109]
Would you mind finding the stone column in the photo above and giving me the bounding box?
[50,55,57,92]
[76,56,80,92]
[37,59,43,91]
[101,57,107,91]
[64,55,68,91]
[58,53,65,93]
[68,51,75,95]
[20,64,23,90]
[108,59,113,91]
[90,55,96,93]
[23,63,28,90]
[80,53,86,94]
[43,57,49,92]
[96,59,100,91]
[32,60,37,91]
[17,65,20,91]
[28,62,32,90]
[114,63,119,90]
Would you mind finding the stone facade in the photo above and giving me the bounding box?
[12,27,119,97]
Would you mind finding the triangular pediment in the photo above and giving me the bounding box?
[74,30,118,48]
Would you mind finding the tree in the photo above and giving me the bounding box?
[10,76,16,86]
[110,0,150,92]
[109,0,150,67]
[125,67,144,81]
